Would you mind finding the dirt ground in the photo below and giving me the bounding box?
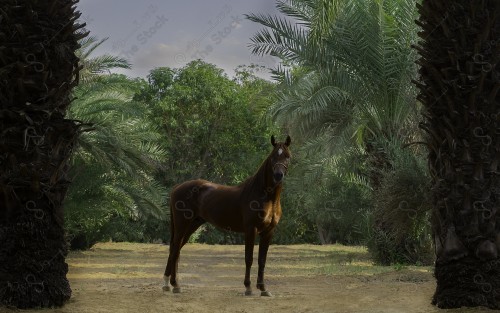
[14,242,493,313]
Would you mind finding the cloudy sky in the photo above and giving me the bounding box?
[77,0,281,79]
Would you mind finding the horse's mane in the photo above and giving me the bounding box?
[238,153,271,191]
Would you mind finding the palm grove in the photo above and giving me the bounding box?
[0,0,498,310]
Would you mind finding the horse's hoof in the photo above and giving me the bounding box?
[162,285,171,292]
[172,287,182,293]
[245,290,253,296]
[261,290,273,297]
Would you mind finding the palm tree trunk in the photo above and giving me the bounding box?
[415,0,499,308]
[0,0,87,308]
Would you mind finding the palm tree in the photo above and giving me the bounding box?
[247,0,426,263]
[415,0,500,309]
[65,37,167,249]
[0,0,87,308]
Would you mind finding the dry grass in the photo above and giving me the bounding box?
[11,242,492,313]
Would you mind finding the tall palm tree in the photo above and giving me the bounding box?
[415,0,499,309]
[0,0,86,308]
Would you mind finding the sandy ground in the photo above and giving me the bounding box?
[10,242,493,313]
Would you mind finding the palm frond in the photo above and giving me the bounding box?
[275,0,314,26]
[76,37,131,84]
[246,12,310,63]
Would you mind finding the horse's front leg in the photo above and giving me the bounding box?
[257,229,274,296]
[244,227,256,296]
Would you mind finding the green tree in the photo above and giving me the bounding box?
[234,64,277,115]
[0,1,86,308]
[415,0,500,308]
[136,61,277,243]
[65,37,167,249]
[137,61,275,185]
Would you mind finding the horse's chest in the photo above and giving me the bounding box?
[254,200,280,231]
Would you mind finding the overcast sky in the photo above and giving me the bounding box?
[77,0,281,79]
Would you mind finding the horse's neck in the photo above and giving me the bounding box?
[245,158,281,201]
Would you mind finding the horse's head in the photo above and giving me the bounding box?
[269,135,291,184]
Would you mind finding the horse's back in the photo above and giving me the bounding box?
[171,179,208,193]
[170,179,210,204]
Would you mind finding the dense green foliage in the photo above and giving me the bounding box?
[367,139,432,265]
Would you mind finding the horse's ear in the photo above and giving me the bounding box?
[285,135,291,147]
[271,135,276,147]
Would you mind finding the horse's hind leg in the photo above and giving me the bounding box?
[164,216,204,293]
[163,183,204,293]
[164,199,192,293]
[163,239,180,291]
[163,229,182,292]
[167,229,184,293]
[181,217,205,247]
[163,258,172,291]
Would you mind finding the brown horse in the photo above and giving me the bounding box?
[162,135,291,296]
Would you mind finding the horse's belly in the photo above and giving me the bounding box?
[212,218,245,233]
[201,210,245,233]
[198,201,245,233]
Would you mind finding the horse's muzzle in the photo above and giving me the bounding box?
[273,172,284,183]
